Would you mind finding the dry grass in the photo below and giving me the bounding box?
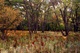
[0,30,80,53]
[6,30,29,36]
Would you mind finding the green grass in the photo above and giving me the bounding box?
[12,0,23,3]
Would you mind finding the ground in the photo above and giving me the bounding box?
[0,30,80,53]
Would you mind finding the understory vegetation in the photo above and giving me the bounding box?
[0,31,80,53]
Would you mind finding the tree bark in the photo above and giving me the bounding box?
[0,30,7,40]
[74,6,79,32]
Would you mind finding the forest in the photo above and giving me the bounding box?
[0,0,80,53]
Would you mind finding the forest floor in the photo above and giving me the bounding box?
[0,30,80,53]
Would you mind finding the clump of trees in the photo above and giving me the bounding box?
[50,0,80,36]
[22,0,80,36]
[0,0,80,38]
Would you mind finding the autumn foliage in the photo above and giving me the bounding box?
[0,0,23,29]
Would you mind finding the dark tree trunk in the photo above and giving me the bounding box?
[34,21,38,33]
[0,30,7,40]
[74,6,79,32]
[23,0,33,36]
[60,6,69,36]
[41,22,43,33]
[34,14,39,34]
[50,0,69,36]
[74,24,78,32]
[41,21,45,33]
[64,23,69,36]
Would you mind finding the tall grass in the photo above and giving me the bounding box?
[0,31,80,53]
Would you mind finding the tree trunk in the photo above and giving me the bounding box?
[42,21,45,33]
[74,7,79,32]
[1,30,7,40]
[60,6,69,36]
[64,23,69,36]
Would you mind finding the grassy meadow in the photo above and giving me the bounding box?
[0,30,80,53]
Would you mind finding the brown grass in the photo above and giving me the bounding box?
[6,30,29,36]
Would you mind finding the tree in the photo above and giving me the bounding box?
[71,0,80,32]
[0,0,23,40]
[50,0,73,36]
[41,2,53,32]
[23,0,43,35]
